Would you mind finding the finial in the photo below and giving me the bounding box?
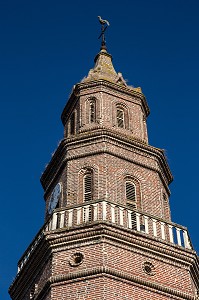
[98,16,110,50]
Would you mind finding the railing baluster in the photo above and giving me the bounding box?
[119,207,124,226]
[110,204,115,223]
[102,201,107,220]
[136,213,141,231]
[84,205,90,222]
[93,203,98,221]
[76,207,81,225]
[152,219,157,237]
[183,230,191,249]
[52,213,58,230]
[59,211,65,228]
[176,227,182,246]
[160,222,166,240]
[48,219,52,231]
[127,210,132,229]
[168,224,174,243]
[68,209,73,227]
[144,216,149,234]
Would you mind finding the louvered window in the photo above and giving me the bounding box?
[126,182,136,202]
[126,181,136,212]
[84,173,92,202]
[90,100,96,123]
[117,108,124,128]
[126,181,137,230]
[70,112,75,135]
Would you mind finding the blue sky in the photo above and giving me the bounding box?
[1,1,199,299]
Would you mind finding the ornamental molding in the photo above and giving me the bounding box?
[61,79,150,125]
[35,266,195,300]
[47,228,191,270]
[46,222,195,265]
[76,80,148,109]
[41,128,173,194]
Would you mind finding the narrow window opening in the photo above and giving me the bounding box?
[84,173,92,202]
[126,181,137,229]
[117,108,125,128]
[70,112,75,135]
[90,100,96,123]
[126,181,136,202]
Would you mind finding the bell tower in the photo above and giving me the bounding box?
[9,22,199,300]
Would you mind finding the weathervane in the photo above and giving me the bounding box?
[98,16,110,50]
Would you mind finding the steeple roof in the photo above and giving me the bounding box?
[81,49,132,88]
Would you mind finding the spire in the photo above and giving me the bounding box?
[82,48,128,85]
[81,16,142,92]
[82,16,124,84]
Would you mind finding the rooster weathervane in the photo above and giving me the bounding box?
[98,16,110,50]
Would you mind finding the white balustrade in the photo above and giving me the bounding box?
[17,200,192,274]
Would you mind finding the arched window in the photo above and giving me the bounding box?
[125,181,137,230]
[89,99,96,123]
[84,172,93,202]
[117,108,125,128]
[125,181,136,209]
[70,112,75,135]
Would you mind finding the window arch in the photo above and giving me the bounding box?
[84,171,93,202]
[125,180,137,230]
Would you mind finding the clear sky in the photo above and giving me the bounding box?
[1,0,199,299]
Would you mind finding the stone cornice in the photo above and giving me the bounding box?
[41,128,173,194]
[61,79,150,126]
[76,80,150,116]
[46,222,196,265]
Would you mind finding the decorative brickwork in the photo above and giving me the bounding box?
[9,48,199,300]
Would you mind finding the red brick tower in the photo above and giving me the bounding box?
[9,38,199,299]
